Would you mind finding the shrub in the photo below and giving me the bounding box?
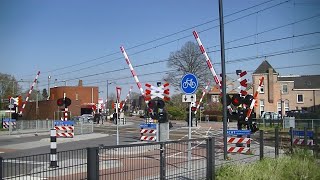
[216,148,320,180]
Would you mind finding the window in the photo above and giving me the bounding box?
[282,84,288,94]
[297,94,303,103]
[211,95,220,103]
[76,93,79,101]
[277,101,282,113]
[259,85,264,94]
[284,100,289,112]
[260,99,264,116]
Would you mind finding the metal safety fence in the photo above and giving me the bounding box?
[256,118,320,130]
[1,148,87,180]
[0,119,94,135]
[1,128,319,180]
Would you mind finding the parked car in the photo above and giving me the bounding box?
[81,114,93,123]
[261,112,280,120]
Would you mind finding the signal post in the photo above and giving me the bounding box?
[145,82,170,142]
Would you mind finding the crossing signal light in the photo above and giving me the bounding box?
[157,100,165,109]
[231,94,243,106]
[65,97,71,106]
[244,94,254,106]
[57,98,64,106]
[57,97,72,107]
[191,106,197,112]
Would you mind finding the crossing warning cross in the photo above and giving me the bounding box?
[236,70,248,96]
[145,82,170,101]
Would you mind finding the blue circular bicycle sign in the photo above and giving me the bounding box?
[180,73,199,94]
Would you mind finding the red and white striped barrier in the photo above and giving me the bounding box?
[55,124,74,138]
[245,77,264,121]
[57,132,74,138]
[140,129,156,134]
[140,125,157,141]
[19,71,40,116]
[120,46,148,105]
[54,126,74,131]
[227,137,251,154]
[293,138,314,146]
[227,147,250,153]
[193,31,233,113]
[140,136,156,141]
[2,122,16,129]
[194,82,210,115]
[120,86,133,112]
[227,137,251,144]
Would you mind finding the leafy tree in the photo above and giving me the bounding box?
[42,88,48,100]
[164,41,212,88]
[130,92,141,111]
[166,93,186,120]
[0,73,22,109]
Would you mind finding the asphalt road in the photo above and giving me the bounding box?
[0,117,200,158]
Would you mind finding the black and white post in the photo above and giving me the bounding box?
[49,128,58,168]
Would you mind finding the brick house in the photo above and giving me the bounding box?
[252,60,320,117]
[205,60,320,118]
[22,81,99,120]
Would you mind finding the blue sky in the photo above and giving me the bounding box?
[0,0,319,100]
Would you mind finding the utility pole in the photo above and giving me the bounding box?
[219,0,228,160]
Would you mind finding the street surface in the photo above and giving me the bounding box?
[1,117,277,179]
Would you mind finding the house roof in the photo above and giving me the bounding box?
[253,60,277,74]
[208,75,253,94]
[278,75,320,89]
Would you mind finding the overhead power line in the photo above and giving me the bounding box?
[26,0,284,79]
[54,31,319,83]
[34,43,320,90]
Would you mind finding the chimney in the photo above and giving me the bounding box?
[78,80,83,87]
[268,68,274,103]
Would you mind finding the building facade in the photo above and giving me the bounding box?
[252,60,320,117]
[22,82,99,120]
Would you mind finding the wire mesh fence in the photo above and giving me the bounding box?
[98,138,210,180]
[1,148,87,180]
[0,119,94,135]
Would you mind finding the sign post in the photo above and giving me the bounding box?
[180,73,198,171]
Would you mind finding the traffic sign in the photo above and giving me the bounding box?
[182,94,196,103]
[139,123,157,129]
[54,120,74,126]
[290,130,313,138]
[227,129,251,136]
[181,73,199,94]
[145,82,170,101]
[3,118,16,122]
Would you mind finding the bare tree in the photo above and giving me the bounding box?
[164,41,212,88]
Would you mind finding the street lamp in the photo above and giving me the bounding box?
[48,75,51,100]
[63,80,67,86]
